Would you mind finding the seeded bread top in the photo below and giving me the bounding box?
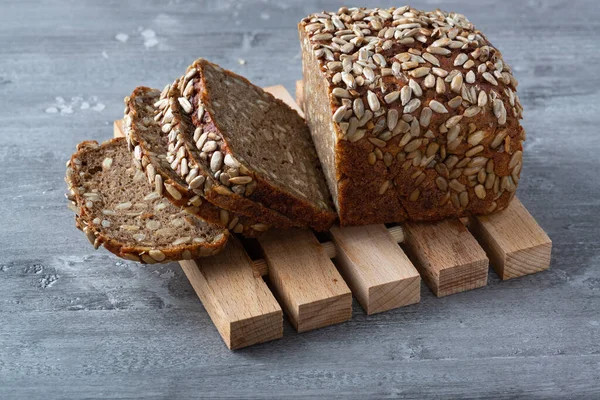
[159,80,294,231]
[124,86,267,237]
[181,59,337,231]
[299,6,524,220]
[65,138,228,263]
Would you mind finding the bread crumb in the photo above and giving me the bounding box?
[238,58,247,65]
[115,33,129,43]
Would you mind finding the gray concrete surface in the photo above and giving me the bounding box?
[0,0,599,398]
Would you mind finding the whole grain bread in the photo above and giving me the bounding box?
[181,59,337,231]
[159,80,298,231]
[124,86,267,237]
[65,138,228,263]
[299,6,525,226]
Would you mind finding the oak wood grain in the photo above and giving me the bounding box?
[469,197,552,280]
[257,229,352,332]
[330,224,420,314]
[403,220,489,297]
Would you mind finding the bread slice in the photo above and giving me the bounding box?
[65,138,228,263]
[160,79,299,230]
[124,86,268,236]
[181,59,337,231]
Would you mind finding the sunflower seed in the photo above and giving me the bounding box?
[404,139,423,152]
[509,151,523,169]
[202,140,218,153]
[347,128,366,142]
[436,77,446,94]
[420,107,432,127]
[424,74,435,88]
[178,97,193,114]
[409,79,422,97]
[197,105,205,121]
[432,67,449,78]
[228,176,252,185]
[451,49,466,64]
[367,90,381,112]
[403,98,421,114]
[465,145,484,157]
[468,131,486,146]
[436,176,448,191]
[379,180,390,195]
[83,227,96,245]
[422,52,440,66]
[147,249,166,262]
[445,115,463,128]
[451,73,463,93]
[410,67,430,78]
[464,106,481,118]
[172,237,192,246]
[115,202,132,210]
[474,185,486,199]
[491,130,508,148]
[333,87,351,98]
[466,70,476,84]
[165,183,182,200]
[409,189,420,202]
[429,100,448,113]
[449,179,466,192]
[383,91,399,105]
[483,72,498,85]
[189,175,205,190]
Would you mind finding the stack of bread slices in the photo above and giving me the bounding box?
[66,58,337,263]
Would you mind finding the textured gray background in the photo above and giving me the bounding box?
[1,0,599,398]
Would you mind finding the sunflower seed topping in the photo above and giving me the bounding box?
[301,6,522,207]
[429,100,448,114]
[367,90,381,112]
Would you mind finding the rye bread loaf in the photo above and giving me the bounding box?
[65,138,228,263]
[299,6,525,226]
[181,59,337,231]
[124,86,267,237]
[159,80,298,231]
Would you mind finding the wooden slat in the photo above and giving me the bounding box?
[469,197,552,280]
[180,238,282,350]
[257,229,352,333]
[113,119,124,137]
[250,225,405,277]
[330,224,420,314]
[296,80,305,111]
[403,220,489,297]
[268,84,304,118]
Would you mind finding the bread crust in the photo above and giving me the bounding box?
[65,138,228,263]
[184,59,337,232]
[299,7,524,226]
[125,86,266,237]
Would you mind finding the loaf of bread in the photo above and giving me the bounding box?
[124,86,268,237]
[181,59,337,231]
[65,138,228,263]
[299,6,525,225]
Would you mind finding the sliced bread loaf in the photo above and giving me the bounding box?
[181,59,337,231]
[124,86,268,236]
[160,79,299,230]
[65,138,228,263]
